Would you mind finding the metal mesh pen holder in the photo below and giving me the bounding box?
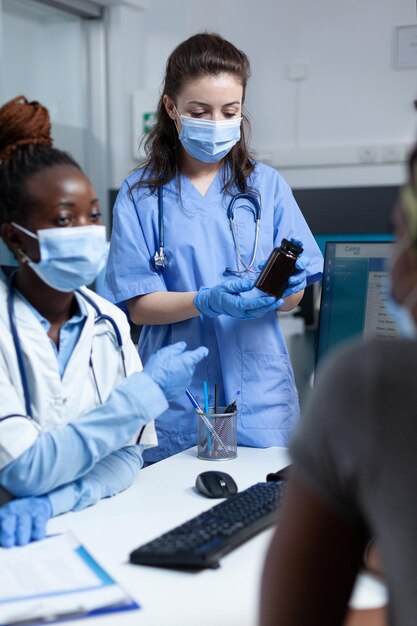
[197,407,237,461]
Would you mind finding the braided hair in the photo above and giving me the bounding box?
[0,96,81,226]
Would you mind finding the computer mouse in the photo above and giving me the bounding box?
[195,471,238,499]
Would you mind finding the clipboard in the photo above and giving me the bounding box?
[0,532,140,625]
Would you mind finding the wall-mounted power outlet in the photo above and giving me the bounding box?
[358,146,377,163]
[380,145,404,162]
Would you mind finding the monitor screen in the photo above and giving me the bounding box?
[316,241,400,366]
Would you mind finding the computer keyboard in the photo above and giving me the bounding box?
[129,480,286,570]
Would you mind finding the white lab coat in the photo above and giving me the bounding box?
[0,273,156,470]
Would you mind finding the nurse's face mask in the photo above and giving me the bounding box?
[11,223,107,292]
[177,113,242,163]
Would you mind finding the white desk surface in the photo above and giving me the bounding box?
[49,446,290,626]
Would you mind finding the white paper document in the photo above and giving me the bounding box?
[0,532,139,624]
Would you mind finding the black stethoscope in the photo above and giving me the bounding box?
[153,186,262,274]
[7,274,127,417]
[76,289,128,405]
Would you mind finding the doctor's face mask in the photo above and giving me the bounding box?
[11,223,107,292]
[6,163,107,292]
[388,178,417,339]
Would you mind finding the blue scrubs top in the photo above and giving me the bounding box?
[105,161,323,462]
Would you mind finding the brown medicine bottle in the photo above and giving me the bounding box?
[255,238,304,298]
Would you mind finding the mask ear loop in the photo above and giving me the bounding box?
[403,283,417,314]
[390,233,410,269]
[391,231,417,314]
[11,222,38,240]
[171,104,181,135]
[16,249,30,264]
[10,223,37,265]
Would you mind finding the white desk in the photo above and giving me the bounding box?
[49,446,290,626]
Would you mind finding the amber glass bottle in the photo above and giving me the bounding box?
[255,238,303,298]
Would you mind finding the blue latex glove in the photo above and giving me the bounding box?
[194,278,283,319]
[282,254,309,298]
[0,496,51,547]
[144,342,209,402]
[48,446,144,517]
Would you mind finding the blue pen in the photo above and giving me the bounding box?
[185,389,227,453]
[203,381,212,453]
[185,388,203,413]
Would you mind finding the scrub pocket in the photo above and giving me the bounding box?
[240,350,298,429]
[234,220,253,260]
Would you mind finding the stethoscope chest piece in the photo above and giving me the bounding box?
[154,248,167,269]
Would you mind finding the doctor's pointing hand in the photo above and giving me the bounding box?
[0,96,208,547]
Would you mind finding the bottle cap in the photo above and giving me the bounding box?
[281,238,304,256]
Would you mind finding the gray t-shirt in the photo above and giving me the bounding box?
[290,338,417,626]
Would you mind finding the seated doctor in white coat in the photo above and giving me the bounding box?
[0,95,208,548]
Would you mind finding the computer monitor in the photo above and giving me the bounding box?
[316,241,400,366]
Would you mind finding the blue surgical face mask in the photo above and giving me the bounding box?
[11,223,107,292]
[178,115,242,163]
[387,291,417,339]
[387,239,417,338]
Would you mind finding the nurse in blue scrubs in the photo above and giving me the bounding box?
[105,32,323,462]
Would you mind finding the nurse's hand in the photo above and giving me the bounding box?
[0,496,52,547]
[194,278,283,319]
[282,254,309,298]
[144,342,209,402]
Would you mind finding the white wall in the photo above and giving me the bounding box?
[0,0,110,230]
[1,0,87,167]
[0,0,91,264]
[106,3,147,189]
[1,0,416,192]
[109,0,417,189]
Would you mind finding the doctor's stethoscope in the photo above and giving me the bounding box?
[7,274,127,418]
[153,186,262,275]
